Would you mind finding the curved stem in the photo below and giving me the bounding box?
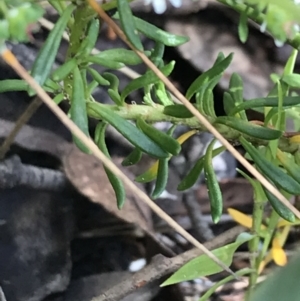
[200,268,254,301]
[87,101,298,154]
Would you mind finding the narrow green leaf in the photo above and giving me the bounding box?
[117,0,143,51]
[71,66,91,154]
[87,102,169,159]
[94,49,145,65]
[229,96,300,116]
[53,93,65,105]
[195,88,206,113]
[135,17,189,46]
[264,188,295,223]
[186,53,233,100]
[135,128,195,184]
[282,74,300,88]
[223,92,236,116]
[205,53,225,91]
[30,4,75,93]
[163,104,194,118]
[102,72,122,105]
[88,68,110,86]
[114,14,189,47]
[150,42,165,66]
[108,90,123,106]
[137,118,181,156]
[277,150,300,184]
[95,122,126,209]
[178,146,225,191]
[0,79,28,92]
[151,158,169,199]
[238,11,249,43]
[51,58,77,82]
[202,89,216,117]
[85,55,124,69]
[154,81,173,106]
[264,107,279,126]
[135,161,159,183]
[240,137,300,195]
[121,61,175,101]
[76,18,100,58]
[44,78,61,92]
[215,116,282,140]
[86,80,99,96]
[229,73,247,120]
[122,147,143,166]
[204,139,223,223]
[161,234,253,286]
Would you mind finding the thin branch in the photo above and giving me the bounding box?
[92,225,245,301]
[86,0,300,220]
[0,97,42,159]
[0,155,68,191]
[0,48,235,279]
[88,103,297,154]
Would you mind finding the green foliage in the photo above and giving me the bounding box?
[95,122,126,209]
[71,66,91,154]
[161,234,253,286]
[204,139,223,223]
[250,254,300,301]
[2,0,300,299]
[178,146,226,191]
[29,4,75,94]
[0,2,44,41]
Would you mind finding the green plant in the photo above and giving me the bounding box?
[1,0,300,299]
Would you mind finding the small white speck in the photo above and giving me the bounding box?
[128,258,146,272]
[159,189,178,200]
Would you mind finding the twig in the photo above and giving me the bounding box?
[86,0,300,220]
[0,96,42,159]
[0,155,68,191]
[182,190,215,242]
[92,225,245,301]
[0,48,234,279]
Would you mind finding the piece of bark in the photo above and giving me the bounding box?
[0,155,68,191]
[92,225,245,301]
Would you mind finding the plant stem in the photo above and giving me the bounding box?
[0,97,42,160]
[246,198,265,301]
[64,4,96,99]
[200,268,254,301]
[258,210,279,264]
[249,211,279,300]
[87,102,298,154]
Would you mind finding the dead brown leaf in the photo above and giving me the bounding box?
[63,146,153,233]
